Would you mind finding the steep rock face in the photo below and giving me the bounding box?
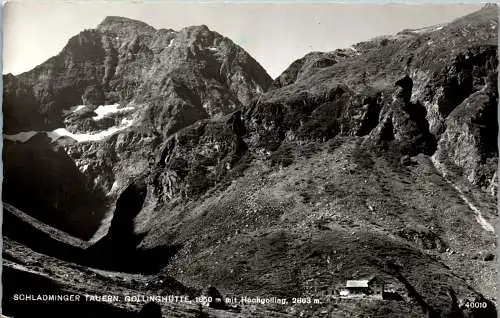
[365,75,437,156]
[9,29,110,131]
[4,18,272,135]
[415,45,498,135]
[147,110,250,205]
[433,85,498,187]
[2,135,107,239]
[245,5,497,190]
[3,74,46,133]
[245,83,389,153]
[61,127,162,195]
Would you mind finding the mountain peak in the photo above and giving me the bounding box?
[96,16,156,35]
[179,24,213,36]
[188,24,210,31]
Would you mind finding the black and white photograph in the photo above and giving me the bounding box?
[1,2,498,317]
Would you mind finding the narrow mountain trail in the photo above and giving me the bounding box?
[430,156,495,233]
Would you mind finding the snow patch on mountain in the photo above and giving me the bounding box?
[63,105,87,115]
[5,118,134,144]
[48,118,134,142]
[4,131,38,142]
[92,104,135,120]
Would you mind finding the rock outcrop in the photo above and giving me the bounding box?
[433,84,498,187]
[244,5,497,190]
[365,75,437,156]
[149,110,250,203]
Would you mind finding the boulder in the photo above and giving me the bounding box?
[204,286,226,309]
[139,302,162,318]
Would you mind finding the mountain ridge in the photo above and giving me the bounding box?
[4,17,272,134]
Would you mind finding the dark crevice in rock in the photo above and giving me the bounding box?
[475,92,498,160]
[356,94,383,136]
[438,74,472,118]
[362,76,438,157]
[380,117,395,143]
[394,76,437,156]
[434,46,497,120]
[227,110,247,137]
[102,36,119,88]
[395,75,413,103]
[402,102,438,156]
[226,110,249,164]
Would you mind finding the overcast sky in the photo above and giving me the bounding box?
[3,2,482,78]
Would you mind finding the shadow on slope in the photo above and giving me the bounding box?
[3,179,180,274]
[2,204,85,264]
[2,134,108,240]
[86,180,181,273]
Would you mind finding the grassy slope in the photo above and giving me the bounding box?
[138,136,496,316]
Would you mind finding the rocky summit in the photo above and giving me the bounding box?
[2,5,498,318]
[3,16,272,239]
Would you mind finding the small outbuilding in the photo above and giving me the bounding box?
[339,276,384,297]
